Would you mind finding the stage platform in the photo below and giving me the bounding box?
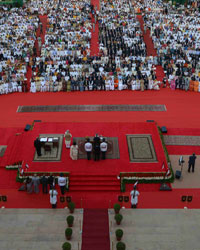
[1,121,168,176]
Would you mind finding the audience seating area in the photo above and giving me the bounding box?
[0,0,200,93]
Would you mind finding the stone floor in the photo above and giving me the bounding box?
[0,209,83,250]
[170,155,200,188]
[1,208,200,250]
[109,209,200,250]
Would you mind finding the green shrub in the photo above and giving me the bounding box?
[68,202,75,212]
[115,229,123,238]
[66,215,74,226]
[116,241,126,250]
[62,242,71,250]
[114,203,121,213]
[114,213,123,223]
[65,228,73,237]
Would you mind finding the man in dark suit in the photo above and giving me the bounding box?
[48,174,54,189]
[40,175,48,194]
[93,134,100,161]
[188,153,197,172]
[34,137,42,156]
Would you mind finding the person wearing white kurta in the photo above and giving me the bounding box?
[130,187,140,208]
[49,187,58,208]
[70,142,78,160]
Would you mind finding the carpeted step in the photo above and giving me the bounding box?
[70,176,119,181]
[1,132,24,166]
[70,180,119,185]
[70,185,120,191]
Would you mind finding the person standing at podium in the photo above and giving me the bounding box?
[34,137,42,156]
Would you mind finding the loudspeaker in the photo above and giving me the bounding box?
[66,196,71,203]
[160,183,172,191]
[161,126,167,133]
[181,196,187,202]
[124,196,129,202]
[24,124,31,131]
[187,196,193,202]
[118,196,123,202]
[146,120,154,123]
[60,197,65,203]
[175,170,181,179]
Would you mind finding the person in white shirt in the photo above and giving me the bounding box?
[84,138,93,160]
[58,173,66,195]
[49,186,58,208]
[100,138,108,160]
[130,185,140,208]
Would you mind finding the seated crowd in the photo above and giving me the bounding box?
[141,0,200,91]
[1,0,200,93]
[29,0,161,92]
[0,6,39,94]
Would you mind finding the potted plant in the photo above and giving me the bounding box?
[62,242,71,250]
[65,228,73,240]
[66,215,74,227]
[115,229,123,241]
[114,213,123,225]
[68,201,75,213]
[114,203,121,214]
[116,242,126,250]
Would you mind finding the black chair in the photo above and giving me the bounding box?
[66,196,71,203]
[118,196,123,202]
[2,196,7,202]
[181,196,187,202]
[60,197,65,203]
[124,196,129,202]
[44,144,51,154]
[187,196,193,202]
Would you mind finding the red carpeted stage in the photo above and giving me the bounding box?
[1,121,168,174]
[0,121,174,209]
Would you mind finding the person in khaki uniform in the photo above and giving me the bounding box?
[140,79,144,91]
[64,130,72,148]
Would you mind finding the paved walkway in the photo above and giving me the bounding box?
[109,209,200,250]
[170,155,200,188]
[1,208,200,250]
[0,209,83,250]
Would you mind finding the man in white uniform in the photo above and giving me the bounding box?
[58,173,67,195]
[84,138,93,160]
[100,138,108,160]
[130,185,140,208]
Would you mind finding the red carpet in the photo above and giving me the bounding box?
[90,0,99,56]
[1,89,200,129]
[26,15,47,90]
[137,15,157,56]
[164,128,200,155]
[156,65,166,82]
[137,15,166,82]
[81,209,110,250]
